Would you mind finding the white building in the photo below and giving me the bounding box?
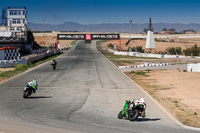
[7,7,28,32]
[0,7,28,37]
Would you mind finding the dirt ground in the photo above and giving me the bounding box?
[127,70,200,127]
[102,38,200,53]
[0,68,15,72]
[34,36,74,48]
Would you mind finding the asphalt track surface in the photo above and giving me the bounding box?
[0,41,199,133]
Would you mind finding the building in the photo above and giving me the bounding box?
[0,7,31,53]
[0,7,28,37]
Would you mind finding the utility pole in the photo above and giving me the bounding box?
[129,20,132,33]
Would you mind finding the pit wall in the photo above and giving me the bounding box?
[0,49,61,68]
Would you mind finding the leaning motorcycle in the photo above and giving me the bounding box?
[118,102,145,121]
[23,83,34,98]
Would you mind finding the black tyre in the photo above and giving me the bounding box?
[53,66,56,70]
[129,109,139,121]
[23,90,29,98]
[118,111,123,119]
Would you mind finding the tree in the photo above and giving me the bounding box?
[162,28,167,31]
[168,28,176,32]
[143,28,148,33]
[27,29,35,43]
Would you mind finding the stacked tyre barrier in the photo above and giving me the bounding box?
[119,63,169,69]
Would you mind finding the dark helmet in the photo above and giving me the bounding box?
[52,59,55,61]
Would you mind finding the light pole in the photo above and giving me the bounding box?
[43,19,45,36]
[129,20,132,33]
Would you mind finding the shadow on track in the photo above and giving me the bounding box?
[26,96,53,99]
[136,118,161,122]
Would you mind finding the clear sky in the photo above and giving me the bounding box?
[0,0,200,24]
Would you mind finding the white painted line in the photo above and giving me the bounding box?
[99,45,200,131]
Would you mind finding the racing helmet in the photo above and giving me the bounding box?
[140,98,146,104]
[125,99,130,103]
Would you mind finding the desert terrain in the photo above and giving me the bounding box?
[100,37,200,127]
[102,38,200,53]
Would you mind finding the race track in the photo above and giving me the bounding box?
[0,41,198,133]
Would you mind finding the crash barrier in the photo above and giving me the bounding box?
[0,49,61,68]
[108,48,195,59]
[187,63,200,72]
[27,49,61,63]
[119,62,169,69]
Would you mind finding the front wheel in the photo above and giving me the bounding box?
[23,90,29,98]
[118,111,123,119]
[129,109,139,121]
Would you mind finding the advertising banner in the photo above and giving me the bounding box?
[57,34,120,40]
[57,34,85,40]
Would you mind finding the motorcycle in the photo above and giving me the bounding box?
[23,83,34,98]
[51,61,57,70]
[118,102,145,121]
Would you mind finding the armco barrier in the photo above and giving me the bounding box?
[27,50,61,63]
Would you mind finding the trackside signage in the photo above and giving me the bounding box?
[91,34,119,40]
[57,34,85,40]
[57,34,120,40]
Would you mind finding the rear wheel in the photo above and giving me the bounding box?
[129,109,139,121]
[118,111,123,119]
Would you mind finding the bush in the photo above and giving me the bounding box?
[107,43,114,49]
[136,71,146,76]
[166,47,182,55]
[130,71,135,74]
[183,44,200,56]
[131,46,144,53]
[15,64,28,71]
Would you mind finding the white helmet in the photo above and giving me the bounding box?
[140,98,146,104]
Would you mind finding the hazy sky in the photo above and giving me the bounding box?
[0,0,199,24]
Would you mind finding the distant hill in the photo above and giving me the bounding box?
[27,21,200,33]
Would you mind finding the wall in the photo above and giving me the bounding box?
[0,49,61,68]
[108,48,197,59]
[187,63,200,72]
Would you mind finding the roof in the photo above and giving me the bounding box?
[0,47,18,51]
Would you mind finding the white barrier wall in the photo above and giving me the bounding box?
[108,48,200,59]
[187,63,200,72]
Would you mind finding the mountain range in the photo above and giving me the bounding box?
[28,22,200,33]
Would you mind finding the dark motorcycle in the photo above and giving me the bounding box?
[23,84,34,98]
[51,61,57,70]
[118,103,145,121]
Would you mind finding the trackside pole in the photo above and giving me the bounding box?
[56,35,58,49]
[119,35,121,51]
